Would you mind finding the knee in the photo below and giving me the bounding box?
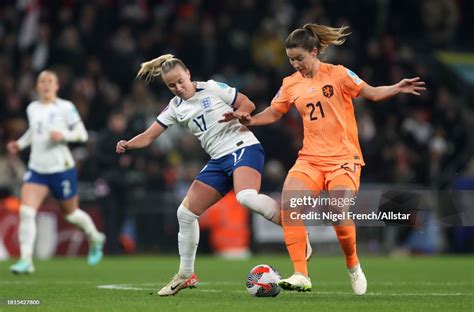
[177,204,199,224]
[20,205,37,220]
[236,189,258,208]
[61,206,76,217]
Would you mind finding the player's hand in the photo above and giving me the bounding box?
[219,112,252,125]
[234,112,252,126]
[50,131,64,142]
[219,112,237,123]
[116,140,128,154]
[6,141,20,154]
[397,77,426,96]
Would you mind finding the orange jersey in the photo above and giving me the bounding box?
[271,62,366,165]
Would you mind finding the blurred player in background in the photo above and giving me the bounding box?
[227,23,426,295]
[7,70,106,274]
[116,54,306,296]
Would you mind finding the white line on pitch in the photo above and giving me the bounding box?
[96,284,473,296]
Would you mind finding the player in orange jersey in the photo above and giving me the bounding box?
[223,23,425,295]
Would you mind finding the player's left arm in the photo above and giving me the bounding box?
[50,103,88,143]
[359,77,426,102]
[234,92,256,114]
[220,92,255,122]
[51,121,88,143]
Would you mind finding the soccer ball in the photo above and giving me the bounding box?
[245,264,281,297]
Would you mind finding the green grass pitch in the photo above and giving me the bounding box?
[1,255,473,311]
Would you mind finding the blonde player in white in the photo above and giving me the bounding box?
[116,54,311,296]
[7,70,105,274]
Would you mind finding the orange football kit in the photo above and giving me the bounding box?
[271,63,365,274]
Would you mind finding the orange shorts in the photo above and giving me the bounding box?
[287,158,362,192]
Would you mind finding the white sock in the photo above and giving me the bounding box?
[236,189,280,225]
[64,208,100,242]
[177,204,199,277]
[19,205,37,263]
[349,263,360,273]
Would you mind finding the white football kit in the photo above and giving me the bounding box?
[17,98,88,174]
[156,80,260,159]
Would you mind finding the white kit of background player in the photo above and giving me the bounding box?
[8,71,105,274]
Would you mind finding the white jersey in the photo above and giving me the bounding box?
[157,80,260,159]
[23,98,86,174]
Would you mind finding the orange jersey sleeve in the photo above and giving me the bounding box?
[273,63,367,165]
[338,65,365,98]
[271,74,300,114]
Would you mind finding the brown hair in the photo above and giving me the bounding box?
[285,23,351,55]
[136,54,187,83]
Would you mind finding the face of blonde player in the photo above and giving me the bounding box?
[162,66,196,100]
[286,47,319,78]
[36,72,59,103]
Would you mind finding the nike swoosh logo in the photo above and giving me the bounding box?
[170,282,182,291]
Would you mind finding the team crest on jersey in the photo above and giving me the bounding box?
[200,97,212,110]
[322,85,334,98]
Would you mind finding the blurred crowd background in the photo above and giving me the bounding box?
[0,0,473,257]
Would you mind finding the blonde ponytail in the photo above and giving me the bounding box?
[136,54,187,83]
[286,23,351,55]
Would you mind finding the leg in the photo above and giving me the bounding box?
[52,168,105,265]
[281,158,324,278]
[174,158,229,275]
[59,195,102,242]
[158,180,221,296]
[327,173,359,269]
[327,168,367,295]
[177,180,221,275]
[281,175,317,277]
[278,172,322,292]
[11,183,49,273]
[233,166,280,225]
[230,144,280,224]
[59,195,106,265]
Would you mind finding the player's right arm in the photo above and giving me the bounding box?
[116,121,166,153]
[7,129,32,154]
[246,106,283,126]
[238,78,292,126]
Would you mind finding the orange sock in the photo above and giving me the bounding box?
[333,223,359,269]
[283,223,308,276]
